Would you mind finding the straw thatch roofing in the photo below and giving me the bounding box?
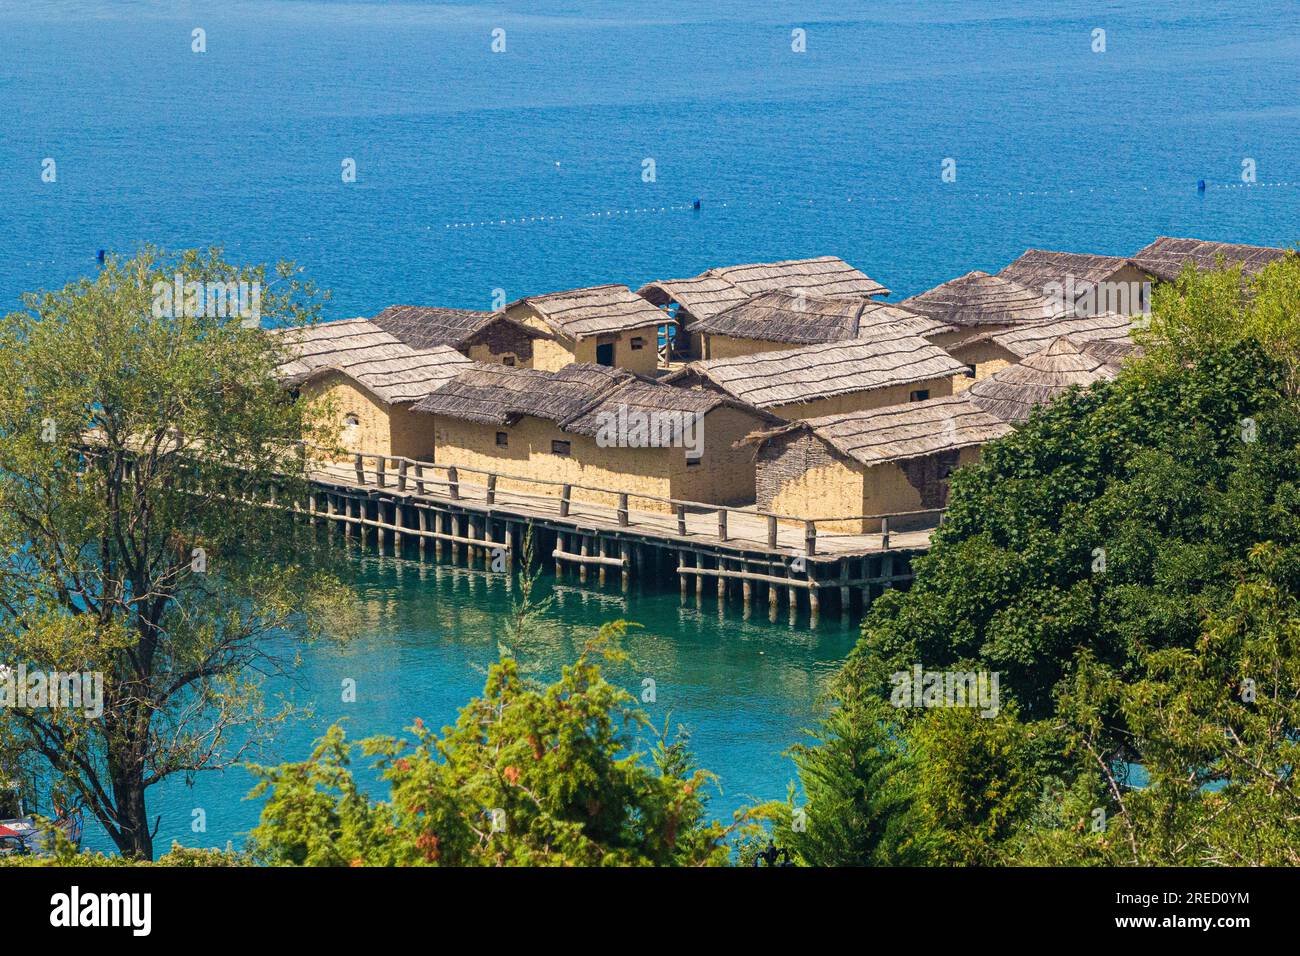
[746,393,1012,467]
[508,284,668,339]
[900,271,1068,328]
[372,305,542,350]
[273,318,473,405]
[854,299,957,339]
[997,249,1138,294]
[690,290,872,345]
[636,256,889,327]
[967,336,1117,423]
[412,362,772,434]
[965,310,1137,360]
[690,291,953,347]
[1130,236,1292,282]
[667,332,966,409]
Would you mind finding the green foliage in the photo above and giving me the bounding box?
[247,623,737,866]
[0,247,351,859]
[760,254,1300,866]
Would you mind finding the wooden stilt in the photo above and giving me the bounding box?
[417,507,427,557]
[622,542,631,593]
[598,539,607,586]
[579,537,589,584]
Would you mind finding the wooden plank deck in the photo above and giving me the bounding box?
[308,461,935,560]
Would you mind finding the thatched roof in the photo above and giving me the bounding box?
[273,318,473,404]
[690,290,953,347]
[1130,236,1292,283]
[967,336,1117,423]
[508,284,668,339]
[690,290,868,345]
[900,271,1067,328]
[997,249,1138,294]
[747,393,1012,467]
[412,362,771,435]
[636,256,889,327]
[372,305,541,350]
[965,310,1138,360]
[854,299,957,339]
[668,332,966,409]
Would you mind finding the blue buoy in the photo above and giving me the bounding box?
[692,198,701,210]
[1197,179,1206,192]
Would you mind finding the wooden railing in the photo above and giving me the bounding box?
[312,449,943,555]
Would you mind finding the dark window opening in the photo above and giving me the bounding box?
[910,389,930,402]
[686,455,702,467]
[551,440,571,457]
[502,355,516,367]
[964,365,977,379]
[630,336,645,351]
[595,342,615,366]
[496,431,509,447]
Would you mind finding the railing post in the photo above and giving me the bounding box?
[354,454,365,486]
[804,520,817,557]
[415,463,426,495]
[717,509,728,542]
[486,473,497,506]
[676,503,687,536]
[767,514,778,549]
[560,484,571,517]
[397,459,408,492]
[376,456,386,488]
[448,466,460,500]
[617,493,629,527]
[881,515,890,550]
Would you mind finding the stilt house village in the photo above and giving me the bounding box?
[274,237,1293,535]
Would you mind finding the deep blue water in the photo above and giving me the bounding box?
[1,0,1297,854]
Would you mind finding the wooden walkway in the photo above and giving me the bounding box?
[296,452,939,624]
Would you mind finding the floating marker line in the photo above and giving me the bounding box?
[441,177,1300,231]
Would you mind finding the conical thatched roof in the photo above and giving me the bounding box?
[637,255,889,328]
[273,318,473,405]
[900,271,1067,328]
[967,336,1117,422]
[1130,236,1291,283]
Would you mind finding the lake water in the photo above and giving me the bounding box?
[0,0,1297,852]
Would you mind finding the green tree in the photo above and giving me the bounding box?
[0,247,348,859]
[771,254,1300,866]
[247,623,737,866]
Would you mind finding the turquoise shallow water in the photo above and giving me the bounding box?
[111,550,857,854]
[0,0,1297,852]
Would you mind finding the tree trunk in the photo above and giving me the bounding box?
[111,771,153,861]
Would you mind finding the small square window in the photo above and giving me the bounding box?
[910,389,930,402]
[630,337,645,351]
[502,355,516,367]
[551,440,571,457]
[496,431,509,447]
[686,455,702,467]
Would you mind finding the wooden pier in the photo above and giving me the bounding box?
[297,452,938,625]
